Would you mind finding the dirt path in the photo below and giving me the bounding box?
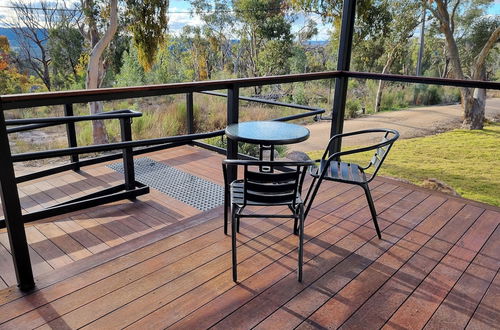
[293,98,500,152]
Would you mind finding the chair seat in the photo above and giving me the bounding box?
[310,160,367,184]
[230,180,302,206]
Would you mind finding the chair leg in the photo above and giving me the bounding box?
[224,190,228,235]
[293,217,298,236]
[304,176,324,219]
[236,216,240,233]
[231,206,238,282]
[298,204,305,282]
[363,184,382,239]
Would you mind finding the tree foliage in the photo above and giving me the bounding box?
[125,0,169,71]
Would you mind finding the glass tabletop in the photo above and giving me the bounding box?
[225,121,310,145]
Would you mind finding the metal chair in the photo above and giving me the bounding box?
[303,129,399,239]
[222,159,314,282]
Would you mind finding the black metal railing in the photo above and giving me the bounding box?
[1,69,499,291]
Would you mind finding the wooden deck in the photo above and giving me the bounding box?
[0,146,222,288]
[0,146,499,329]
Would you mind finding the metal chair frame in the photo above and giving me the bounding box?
[303,128,400,239]
[222,159,314,282]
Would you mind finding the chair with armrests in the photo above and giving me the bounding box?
[303,129,399,239]
[222,159,314,282]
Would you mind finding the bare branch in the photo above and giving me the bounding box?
[472,26,500,80]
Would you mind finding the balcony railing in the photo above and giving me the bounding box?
[0,69,499,290]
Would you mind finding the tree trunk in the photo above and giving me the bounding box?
[461,88,486,129]
[375,55,394,112]
[462,67,486,129]
[461,27,500,129]
[85,0,118,144]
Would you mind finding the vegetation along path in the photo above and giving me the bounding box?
[294,98,500,152]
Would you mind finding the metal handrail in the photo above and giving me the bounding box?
[1,70,498,110]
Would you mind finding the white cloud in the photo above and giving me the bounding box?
[168,6,203,34]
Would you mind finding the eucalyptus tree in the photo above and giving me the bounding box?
[80,0,168,143]
[374,0,421,112]
[189,0,235,73]
[426,0,500,129]
[8,1,60,91]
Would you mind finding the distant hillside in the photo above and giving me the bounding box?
[0,27,46,50]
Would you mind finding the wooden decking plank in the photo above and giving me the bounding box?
[115,204,168,230]
[0,240,16,287]
[82,206,153,242]
[210,192,444,329]
[136,196,185,221]
[0,209,223,324]
[24,226,74,269]
[117,199,177,227]
[133,214,351,330]
[296,199,467,329]
[253,193,444,330]
[424,223,500,329]
[1,223,226,329]
[46,175,82,197]
[53,219,110,255]
[336,204,484,330]
[45,204,326,329]
[31,180,70,204]
[168,186,413,329]
[382,209,499,330]
[71,213,127,248]
[34,222,93,261]
[16,186,43,213]
[465,267,500,330]
[85,200,354,329]
[57,202,328,328]
[18,181,59,209]
[0,233,54,283]
[254,190,431,330]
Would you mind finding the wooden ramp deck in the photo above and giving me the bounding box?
[0,146,499,329]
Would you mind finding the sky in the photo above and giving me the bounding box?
[0,0,498,41]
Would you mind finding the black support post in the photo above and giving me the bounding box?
[0,108,34,291]
[186,92,194,134]
[226,85,239,183]
[329,0,356,155]
[120,117,135,191]
[64,103,79,170]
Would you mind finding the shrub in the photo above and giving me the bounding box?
[345,98,362,118]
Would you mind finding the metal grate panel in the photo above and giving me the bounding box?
[108,157,223,211]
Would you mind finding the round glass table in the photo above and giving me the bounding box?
[225,121,310,145]
[225,121,310,171]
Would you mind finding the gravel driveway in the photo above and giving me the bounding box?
[293,98,500,152]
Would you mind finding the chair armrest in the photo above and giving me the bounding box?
[322,129,399,160]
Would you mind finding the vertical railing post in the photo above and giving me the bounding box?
[226,85,239,183]
[120,117,135,191]
[330,0,356,155]
[0,105,34,291]
[64,103,79,170]
[186,92,194,134]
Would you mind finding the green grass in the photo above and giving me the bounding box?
[308,123,500,207]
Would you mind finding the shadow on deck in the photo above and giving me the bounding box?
[0,145,498,329]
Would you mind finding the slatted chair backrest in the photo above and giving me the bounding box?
[368,130,398,178]
[243,166,302,207]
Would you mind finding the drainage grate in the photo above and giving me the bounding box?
[108,157,223,211]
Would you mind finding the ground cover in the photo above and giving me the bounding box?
[308,123,500,206]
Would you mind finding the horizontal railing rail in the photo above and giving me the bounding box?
[200,91,324,112]
[6,109,142,133]
[0,71,344,110]
[2,71,499,111]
